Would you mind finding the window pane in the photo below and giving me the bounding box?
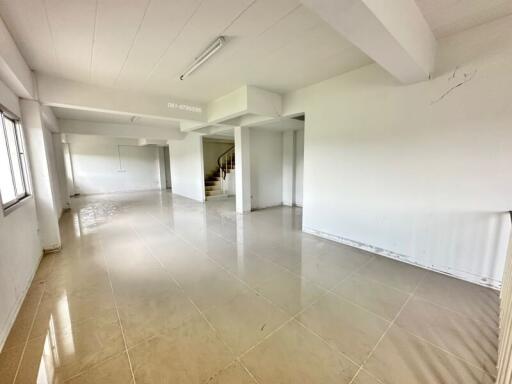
[16,123,30,193]
[4,118,24,196]
[0,125,15,204]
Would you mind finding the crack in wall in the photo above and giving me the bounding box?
[431,67,477,105]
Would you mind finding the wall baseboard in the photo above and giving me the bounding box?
[303,226,501,290]
[0,250,43,352]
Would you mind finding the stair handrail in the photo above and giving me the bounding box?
[217,145,235,180]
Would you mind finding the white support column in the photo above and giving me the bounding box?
[282,130,295,206]
[234,126,251,213]
[20,99,61,251]
[157,147,166,190]
[52,133,70,210]
[62,142,76,197]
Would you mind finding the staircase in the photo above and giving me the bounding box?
[205,146,235,200]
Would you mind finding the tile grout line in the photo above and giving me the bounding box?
[203,212,500,353]
[99,239,137,384]
[93,201,499,381]
[11,255,56,384]
[117,203,495,382]
[129,203,498,381]
[346,271,429,384]
[129,218,265,384]
[235,254,377,369]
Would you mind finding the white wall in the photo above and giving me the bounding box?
[66,134,161,195]
[250,129,283,210]
[294,129,304,207]
[0,80,41,350]
[283,16,512,288]
[169,133,205,202]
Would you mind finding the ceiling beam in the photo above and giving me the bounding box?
[182,85,283,132]
[301,0,436,83]
[58,119,185,141]
[36,73,207,123]
[0,15,34,98]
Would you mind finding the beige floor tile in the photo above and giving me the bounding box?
[396,296,498,375]
[254,269,326,315]
[254,243,304,271]
[0,344,24,383]
[3,281,46,350]
[334,273,409,320]
[207,362,256,383]
[0,193,501,384]
[357,257,426,293]
[117,287,199,347]
[221,253,290,288]
[204,290,290,354]
[46,262,110,302]
[33,254,56,283]
[32,286,116,330]
[15,311,125,382]
[364,325,494,384]
[415,272,499,326]
[351,369,384,384]
[242,320,358,383]
[66,352,133,384]
[129,316,234,384]
[292,249,372,289]
[175,261,248,312]
[298,292,390,364]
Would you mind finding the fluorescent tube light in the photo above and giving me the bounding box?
[179,36,225,80]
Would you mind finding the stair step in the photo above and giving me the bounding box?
[206,194,229,201]
[206,189,225,196]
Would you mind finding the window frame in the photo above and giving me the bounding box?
[0,109,31,215]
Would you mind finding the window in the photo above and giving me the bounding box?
[0,112,30,211]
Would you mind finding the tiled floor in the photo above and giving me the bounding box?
[0,191,500,383]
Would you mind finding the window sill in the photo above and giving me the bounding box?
[2,195,33,217]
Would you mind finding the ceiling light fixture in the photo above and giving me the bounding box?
[179,36,226,80]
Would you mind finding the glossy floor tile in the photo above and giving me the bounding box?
[0,191,500,383]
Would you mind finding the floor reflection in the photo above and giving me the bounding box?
[0,191,500,384]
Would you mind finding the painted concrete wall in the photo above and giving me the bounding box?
[66,134,161,195]
[169,133,205,202]
[283,16,512,288]
[250,129,283,210]
[295,129,304,207]
[0,80,41,350]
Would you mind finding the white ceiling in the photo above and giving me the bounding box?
[0,1,509,106]
[0,0,371,103]
[52,106,180,128]
[415,0,512,38]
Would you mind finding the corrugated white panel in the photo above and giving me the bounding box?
[497,212,512,384]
